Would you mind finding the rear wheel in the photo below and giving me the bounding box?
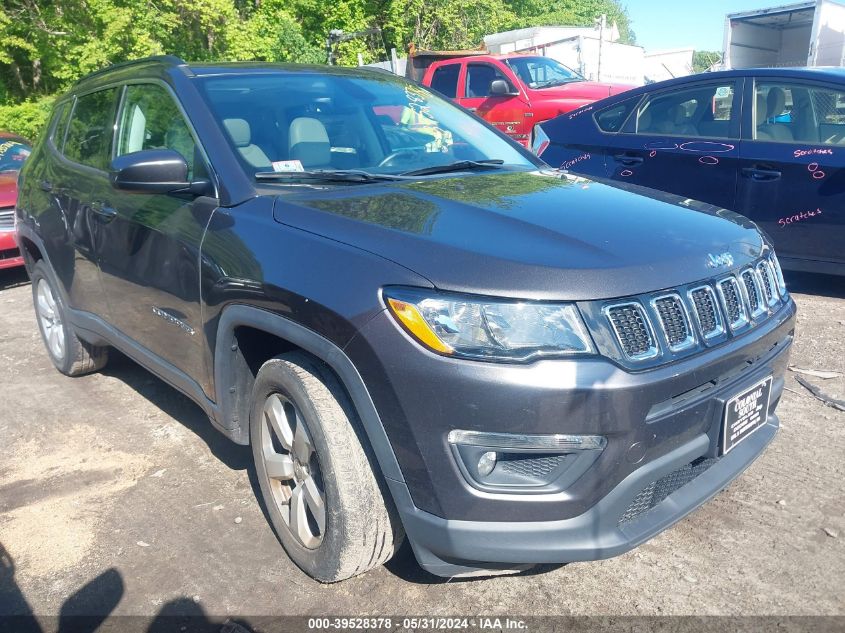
[30,261,108,376]
[250,352,402,582]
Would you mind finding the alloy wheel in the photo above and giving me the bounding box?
[36,278,65,361]
[260,393,326,549]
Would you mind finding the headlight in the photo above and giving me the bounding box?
[384,288,595,361]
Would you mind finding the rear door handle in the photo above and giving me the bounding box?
[90,202,118,222]
[742,167,781,181]
[613,153,644,166]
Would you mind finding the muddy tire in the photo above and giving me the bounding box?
[30,261,108,376]
[250,352,403,582]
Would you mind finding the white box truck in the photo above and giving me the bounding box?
[723,0,845,69]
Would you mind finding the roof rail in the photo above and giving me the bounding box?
[74,55,187,85]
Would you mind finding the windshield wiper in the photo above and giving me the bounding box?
[255,169,408,183]
[400,159,505,177]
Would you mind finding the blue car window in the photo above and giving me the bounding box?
[595,97,639,133]
[633,83,737,139]
[754,81,845,145]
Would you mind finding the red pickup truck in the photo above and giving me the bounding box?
[419,53,633,144]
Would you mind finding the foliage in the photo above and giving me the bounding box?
[0,95,54,141]
[0,0,632,139]
[693,51,722,74]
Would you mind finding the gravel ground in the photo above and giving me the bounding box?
[0,265,843,621]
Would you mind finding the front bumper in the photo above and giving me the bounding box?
[346,296,795,576]
[389,412,777,576]
[0,229,24,270]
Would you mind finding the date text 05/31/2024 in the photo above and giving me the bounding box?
[307,617,529,630]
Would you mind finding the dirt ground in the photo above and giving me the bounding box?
[0,265,843,621]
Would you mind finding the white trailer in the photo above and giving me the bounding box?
[484,27,645,85]
[723,0,845,69]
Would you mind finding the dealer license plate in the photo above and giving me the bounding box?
[722,375,773,455]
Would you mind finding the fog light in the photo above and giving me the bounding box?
[478,451,497,476]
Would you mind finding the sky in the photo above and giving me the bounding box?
[624,0,790,52]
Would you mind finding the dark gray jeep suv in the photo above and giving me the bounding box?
[15,56,796,581]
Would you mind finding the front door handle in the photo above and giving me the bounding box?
[90,203,118,222]
[613,153,644,166]
[742,166,781,181]
[39,180,53,192]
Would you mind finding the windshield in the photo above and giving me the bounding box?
[505,57,583,90]
[0,140,31,172]
[198,71,535,179]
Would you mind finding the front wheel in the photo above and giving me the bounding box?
[30,261,108,376]
[250,352,402,582]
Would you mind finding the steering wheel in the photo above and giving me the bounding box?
[378,150,420,168]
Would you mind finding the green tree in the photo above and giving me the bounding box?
[0,0,635,139]
[693,50,722,74]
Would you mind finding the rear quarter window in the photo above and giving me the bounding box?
[63,87,120,170]
[49,102,72,150]
[594,97,639,133]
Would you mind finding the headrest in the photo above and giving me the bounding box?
[669,104,687,125]
[224,118,251,147]
[289,117,331,167]
[638,108,652,131]
[289,117,329,146]
[767,87,786,118]
[756,94,767,124]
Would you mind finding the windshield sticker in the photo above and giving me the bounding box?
[272,160,304,172]
[778,208,822,228]
[807,163,825,180]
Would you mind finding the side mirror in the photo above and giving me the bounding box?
[490,79,517,96]
[110,149,206,195]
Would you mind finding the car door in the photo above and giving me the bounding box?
[604,79,743,211]
[536,95,641,180]
[96,82,217,386]
[45,87,121,320]
[428,62,461,101]
[737,78,845,268]
[458,62,530,142]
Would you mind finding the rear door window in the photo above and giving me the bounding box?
[754,80,845,144]
[429,64,460,98]
[63,88,120,170]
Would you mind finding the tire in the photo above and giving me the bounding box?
[30,260,108,376]
[250,352,403,582]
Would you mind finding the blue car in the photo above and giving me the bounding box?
[532,67,845,276]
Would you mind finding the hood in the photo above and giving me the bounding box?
[0,171,17,208]
[270,171,765,301]
[539,80,635,100]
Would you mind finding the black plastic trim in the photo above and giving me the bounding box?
[213,304,405,482]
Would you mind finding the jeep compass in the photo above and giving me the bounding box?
[15,56,796,581]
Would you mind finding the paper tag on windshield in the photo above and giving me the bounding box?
[272,160,304,172]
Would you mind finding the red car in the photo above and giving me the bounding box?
[420,54,633,144]
[0,133,31,270]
